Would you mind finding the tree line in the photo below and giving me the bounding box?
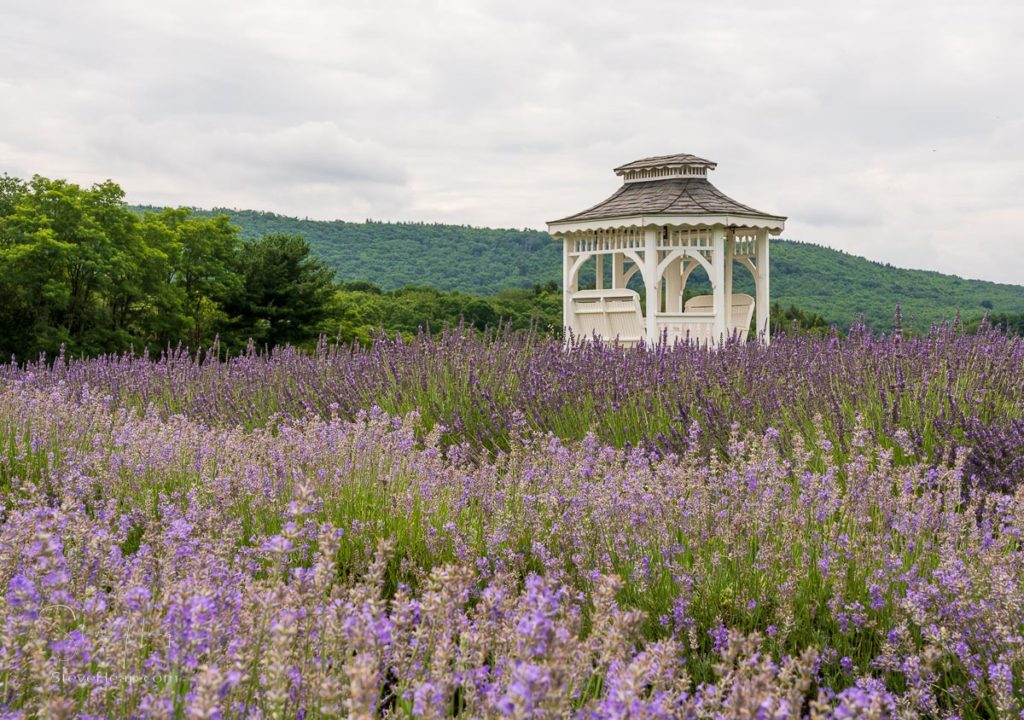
[0,175,329,360]
[0,175,566,362]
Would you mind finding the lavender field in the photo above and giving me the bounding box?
[2,324,1023,718]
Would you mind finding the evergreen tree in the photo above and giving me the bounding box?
[224,233,336,349]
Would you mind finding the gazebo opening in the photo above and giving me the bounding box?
[547,153,786,346]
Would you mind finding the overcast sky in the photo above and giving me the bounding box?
[2,0,1022,283]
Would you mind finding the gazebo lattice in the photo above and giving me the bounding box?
[547,153,786,345]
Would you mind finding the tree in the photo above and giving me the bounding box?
[0,175,149,359]
[1,175,342,360]
[144,208,242,348]
[770,302,834,337]
[0,174,27,217]
[337,279,383,294]
[0,176,33,359]
[224,233,335,349]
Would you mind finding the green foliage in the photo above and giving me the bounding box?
[966,312,1024,336]
[161,208,561,296]
[1,175,558,361]
[324,283,562,344]
[138,208,244,348]
[223,233,336,350]
[769,302,834,337]
[1,176,336,361]
[764,241,1024,331]
[0,175,159,359]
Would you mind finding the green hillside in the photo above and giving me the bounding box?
[137,207,1024,331]
[157,208,560,296]
[764,242,1024,332]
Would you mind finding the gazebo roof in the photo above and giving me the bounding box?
[613,153,717,174]
[549,154,786,228]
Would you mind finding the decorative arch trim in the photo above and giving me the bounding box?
[658,247,713,283]
[568,253,593,288]
[739,257,757,283]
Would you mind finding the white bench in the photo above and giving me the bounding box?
[569,289,645,346]
[682,293,756,342]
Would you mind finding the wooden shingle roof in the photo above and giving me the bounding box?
[551,178,785,224]
[613,153,717,174]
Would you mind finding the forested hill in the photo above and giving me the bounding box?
[134,206,1024,331]
[145,208,560,296]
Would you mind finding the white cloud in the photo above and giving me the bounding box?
[1,0,1022,282]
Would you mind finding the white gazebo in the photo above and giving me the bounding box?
[547,153,786,345]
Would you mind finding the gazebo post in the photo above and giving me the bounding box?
[612,253,625,289]
[712,227,727,341]
[562,236,572,334]
[724,231,735,338]
[644,227,658,342]
[595,254,604,290]
[665,257,682,313]
[756,230,771,343]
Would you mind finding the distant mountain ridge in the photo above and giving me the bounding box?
[132,206,1024,331]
